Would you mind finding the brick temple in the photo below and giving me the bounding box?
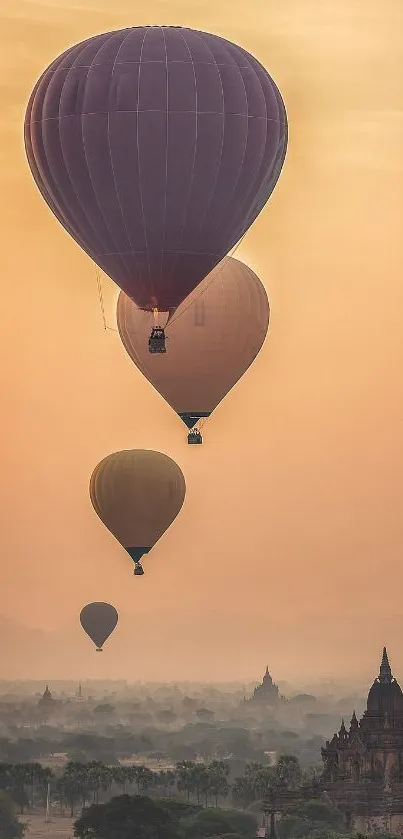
[321,647,403,833]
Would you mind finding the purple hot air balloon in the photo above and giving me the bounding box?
[24,26,287,328]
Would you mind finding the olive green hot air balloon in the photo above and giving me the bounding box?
[80,602,118,652]
[90,450,186,575]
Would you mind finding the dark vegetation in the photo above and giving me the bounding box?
[0,754,308,815]
[0,679,368,838]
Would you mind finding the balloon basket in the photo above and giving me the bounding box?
[148,327,166,353]
[187,430,203,445]
[95,647,103,652]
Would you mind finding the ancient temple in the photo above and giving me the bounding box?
[248,667,281,706]
[38,685,54,707]
[321,648,403,833]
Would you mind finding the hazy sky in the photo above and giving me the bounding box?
[1,0,403,683]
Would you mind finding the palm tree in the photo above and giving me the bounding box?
[176,761,196,802]
[207,761,230,807]
[86,761,112,804]
[23,762,52,810]
[156,770,177,797]
[9,764,31,814]
[274,755,302,790]
[191,764,209,806]
[112,766,128,794]
[132,765,154,795]
[0,763,13,795]
[60,762,91,816]
[35,765,54,810]
[232,763,275,809]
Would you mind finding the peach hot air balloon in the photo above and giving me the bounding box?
[90,450,186,575]
[117,257,269,443]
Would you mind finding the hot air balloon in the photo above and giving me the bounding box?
[80,602,118,651]
[90,450,186,574]
[24,26,287,350]
[117,257,269,443]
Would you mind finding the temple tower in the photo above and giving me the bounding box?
[321,648,403,833]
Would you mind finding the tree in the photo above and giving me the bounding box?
[208,835,243,839]
[111,766,128,794]
[159,798,200,820]
[156,770,177,797]
[191,764,210,806]
[207,761,230,807]
[74,794,179,839]
[0,765,12,796]
[274,755,302,790]
[277,799,347,839]
[33,765,53,809]
[85,762,112,804]
[232,776,256,809]
[181,807,257,839]
[232,763,275,808]
[0,790,24,839]
[59,762,91,816]
[129,765,154,795]
[9,765,30,814]
[176,761,196,802]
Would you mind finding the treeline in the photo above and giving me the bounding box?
[0,754,315,816]
[0,726,325,766]
[73,793,403,839]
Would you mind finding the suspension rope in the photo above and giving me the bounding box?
[96,270,118,333]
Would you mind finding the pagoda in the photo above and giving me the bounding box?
[321,648,403,833]
[248,667,281,706]
[38,685,54,707]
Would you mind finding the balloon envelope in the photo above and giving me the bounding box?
[90,450,186,567]
[80,602,118,650]
[24,26,287,312]
[117,257,269,429]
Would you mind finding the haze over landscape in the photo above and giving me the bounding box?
[2,0,403,685]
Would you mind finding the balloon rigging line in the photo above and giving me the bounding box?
[96,270,119,333]
[96,269,107,331]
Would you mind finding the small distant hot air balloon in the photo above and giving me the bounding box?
[80,602,118,652]
[90,450,186,575]
[24,26,287,351]
[117,257,269,443]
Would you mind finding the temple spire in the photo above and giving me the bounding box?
[379,647,392,684]
[350,710,358,731]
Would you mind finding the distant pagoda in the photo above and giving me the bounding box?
[248,666,281,706]
[38,685,54,707]
[76,683,84,702]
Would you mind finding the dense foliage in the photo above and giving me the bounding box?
[73,795,258,839]
[0,790,24,839]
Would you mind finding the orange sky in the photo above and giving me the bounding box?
[1,0,403,683]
